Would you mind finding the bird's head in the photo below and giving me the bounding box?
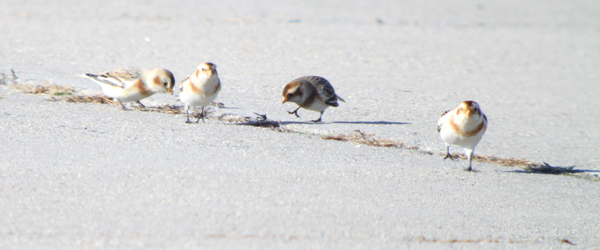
[282,81,303,104]
[149,69,175,95]
[196,62,217,78]
[457,100,480,117]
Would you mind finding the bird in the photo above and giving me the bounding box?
[281,76,345,122]
[179,62,221,123]
[83,67,175,109]
[437,100,488,171]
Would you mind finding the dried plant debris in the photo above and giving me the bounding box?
[239,113,282,128]
[0,69,18,85]
[52,93,222,114]
[254,112,267,121]
[141,105,183,115]
[240,119,281,128]
[211,102,225,108]
[408,236,518,243]
[322,131,532,166]
[0,90,13,99]
[318,131,586,172]
[520,162,599,181]
[50,92,220,117]
[407,236,575,244]
[440,152,537,167]
[11,80,75,96]
[53,94,185,115]
[5,70,73,95]
[217,113,251,123]
[322,130,401,148]
[560,238,577,245]
[50,94,119,105]
[524,162,576,174]
[474,155,536,167]
[216,112,283,129]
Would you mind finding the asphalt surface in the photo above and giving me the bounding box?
[1,0,599,249]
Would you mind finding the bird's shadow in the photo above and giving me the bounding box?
[219,106,243,110]
[507,169,599,175]
[278,120,410,125]
[332,121,411,125]
[279,121,319,125]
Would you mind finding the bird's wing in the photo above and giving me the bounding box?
[179,76,190,92]
[439,108,452,118]
[437,108,453,132]
[103,66,142,88]
[305,76,339,105]
[86,66,141,89]
[84,73,124,89]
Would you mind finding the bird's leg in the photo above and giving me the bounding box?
[311,111,324,123]
[116,99,128,110]
[288,107,301,118]
[136,101,146,108]
[185,106,194,123]
[465,150,474,172]
[196,106,205,123]
[443,146,455,160]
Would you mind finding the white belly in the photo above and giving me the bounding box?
[180,91,218,107]
[304,99,329,112]
[439,125,484,150]
[101,84,151,102]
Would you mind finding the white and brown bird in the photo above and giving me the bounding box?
[84,67,175,109]
[281,76,345,122]
[437,100,488,171]
[179,62,221,123]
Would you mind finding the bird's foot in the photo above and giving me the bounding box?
[195,112,205,123]
[463,167,478,172]
[288,110,300,118]
[443,153,455,160]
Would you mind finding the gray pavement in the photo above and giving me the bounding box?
[1,0,599,249]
